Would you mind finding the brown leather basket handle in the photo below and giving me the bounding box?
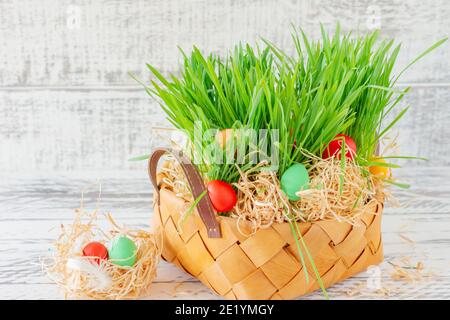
[148,147,221,238]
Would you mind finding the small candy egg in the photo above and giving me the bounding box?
[207,180,237,212]
[280,163,310,201]
[109,236,137,267]
[215,129,237,149]
[369,159,391,179]
[82,241,109,265]
[322,134,357,160]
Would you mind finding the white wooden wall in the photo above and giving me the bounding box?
[0,0,449,173]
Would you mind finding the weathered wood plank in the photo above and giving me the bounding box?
[382,86,450,168]
[0,282,220,300]
[0,89,168,172]
[303,0,450,85]
[0,171,154,220]
[0,0,448,86]
[1,86,450,172]
[3,273,450,300]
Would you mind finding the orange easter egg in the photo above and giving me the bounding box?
[369,159,390,179]
[215,129,236,149]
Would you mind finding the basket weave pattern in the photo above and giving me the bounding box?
[153,186,384,300]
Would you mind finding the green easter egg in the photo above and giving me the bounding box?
[109,236,137,267]
[280,163,310,201]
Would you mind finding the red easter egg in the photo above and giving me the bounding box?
[207,180,237,212]
[82,241,109,265]
[322,134,357,160]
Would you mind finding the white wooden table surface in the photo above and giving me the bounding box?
[1,167,449,300]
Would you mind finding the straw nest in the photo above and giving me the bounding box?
[160,153,384,235]
[232,157,383,233]
[44,208,161,300]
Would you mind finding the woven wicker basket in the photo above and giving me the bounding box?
[150,148,384,300]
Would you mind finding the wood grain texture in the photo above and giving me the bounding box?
[1,86,449,172]
[0,89,168,172]
[0,0,448,86]
[0,0,449,173]
[0,167,449,299]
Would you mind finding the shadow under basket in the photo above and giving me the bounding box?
[150,148,384,300]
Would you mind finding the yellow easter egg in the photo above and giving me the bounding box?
[369,159,390,179]
[215,129,236,149]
